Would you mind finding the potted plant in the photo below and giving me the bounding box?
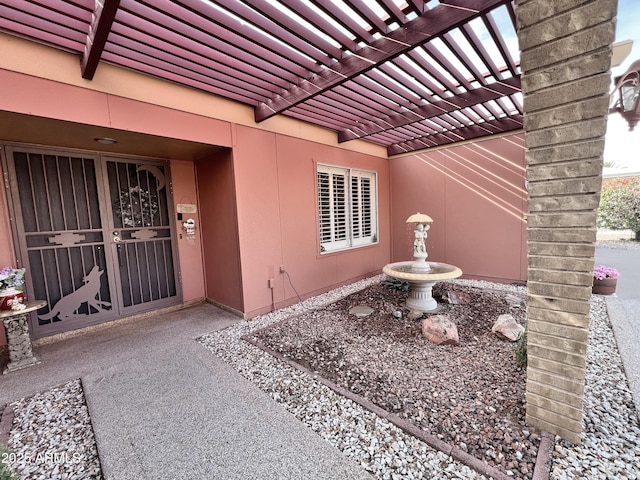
[592,265,620,295]
[0,266,26,310]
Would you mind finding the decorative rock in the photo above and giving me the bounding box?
[407,310,423,320]
[7,380,102,479]
[421,315,459,345]
[446,291,471,305]
[348,305,374,317]
[505,294,524,308]
[491,314,525,341]
[392,310,403,319]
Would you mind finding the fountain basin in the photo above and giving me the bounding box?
[383,261,462,312]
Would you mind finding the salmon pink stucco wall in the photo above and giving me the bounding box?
[390,133,527,283]
[0,68,234,149]
[170,159,206,302]
[230,125,391,318]
[0,38,389,344]
[196,149,244,313]
[0,166,16,346]
[0,164,16,270]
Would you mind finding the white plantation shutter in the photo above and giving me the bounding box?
[317,165,377,253]
[317,171,332,244]
[332,171,347,243]
[351,171,376,246]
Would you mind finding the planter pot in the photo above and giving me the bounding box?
[0,288,25,310]
[592,278,617,295]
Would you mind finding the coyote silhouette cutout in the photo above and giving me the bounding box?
[39,265,111,321]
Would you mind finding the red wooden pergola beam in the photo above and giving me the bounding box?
[387,114,523,155]
[339,76,520,142]
[254,0,511,122]
[81,0,121,80]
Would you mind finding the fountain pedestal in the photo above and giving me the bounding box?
[405,280,438,311]
[383,213,462,312]
[383,261,462,312]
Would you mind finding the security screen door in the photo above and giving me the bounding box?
[4,146,180,338]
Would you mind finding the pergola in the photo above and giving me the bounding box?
[0,0,522,156]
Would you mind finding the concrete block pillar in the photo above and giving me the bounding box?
[515,0,617,443]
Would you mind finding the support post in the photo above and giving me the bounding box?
[515,0,618,443]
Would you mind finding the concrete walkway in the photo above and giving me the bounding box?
[595,245,640,414]
[0,303,372,480]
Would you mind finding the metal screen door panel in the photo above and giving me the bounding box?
[5,147,115,337]
[104,158,178,316]
[4,146,181,338]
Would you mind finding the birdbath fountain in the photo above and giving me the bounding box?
[382,213,462,312]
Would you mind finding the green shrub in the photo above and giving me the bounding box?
[597,176,640,240]
[382,277,411,292]
[514,326,527,370]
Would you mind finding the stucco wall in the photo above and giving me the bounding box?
[0,36,391,335]
[0,32,385,159]
[196,149,244,313]
[0,69,234,149]
[0,32,524,338]
[231,125,391,318]
[0,163,16,346]
[390,133,527,283]
[170,159,206,302]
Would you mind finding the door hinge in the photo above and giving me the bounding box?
[178,271,182,284]
[169,181,173,195]
[3,171,8,189]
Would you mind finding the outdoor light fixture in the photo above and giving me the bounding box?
[610,59,640,131]
[94,137,118,145]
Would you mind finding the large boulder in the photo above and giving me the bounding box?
[422,315,459,345]
[491,314,525,341]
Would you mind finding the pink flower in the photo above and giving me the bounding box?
[593,265,620,280]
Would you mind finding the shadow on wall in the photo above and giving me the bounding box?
[390,134,527,283]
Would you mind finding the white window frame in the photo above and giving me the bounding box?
[316,164,378,254]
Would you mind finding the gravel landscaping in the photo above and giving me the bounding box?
[0,268,638,479]
[247,281,534,477]
[199,275,640,480]
[0,379,102,480]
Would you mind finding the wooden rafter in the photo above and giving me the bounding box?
[254,0,511,122]
[0,0,522,155]
[388,115,523,156]
[81,0,121,80]
[339,77,520,142]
